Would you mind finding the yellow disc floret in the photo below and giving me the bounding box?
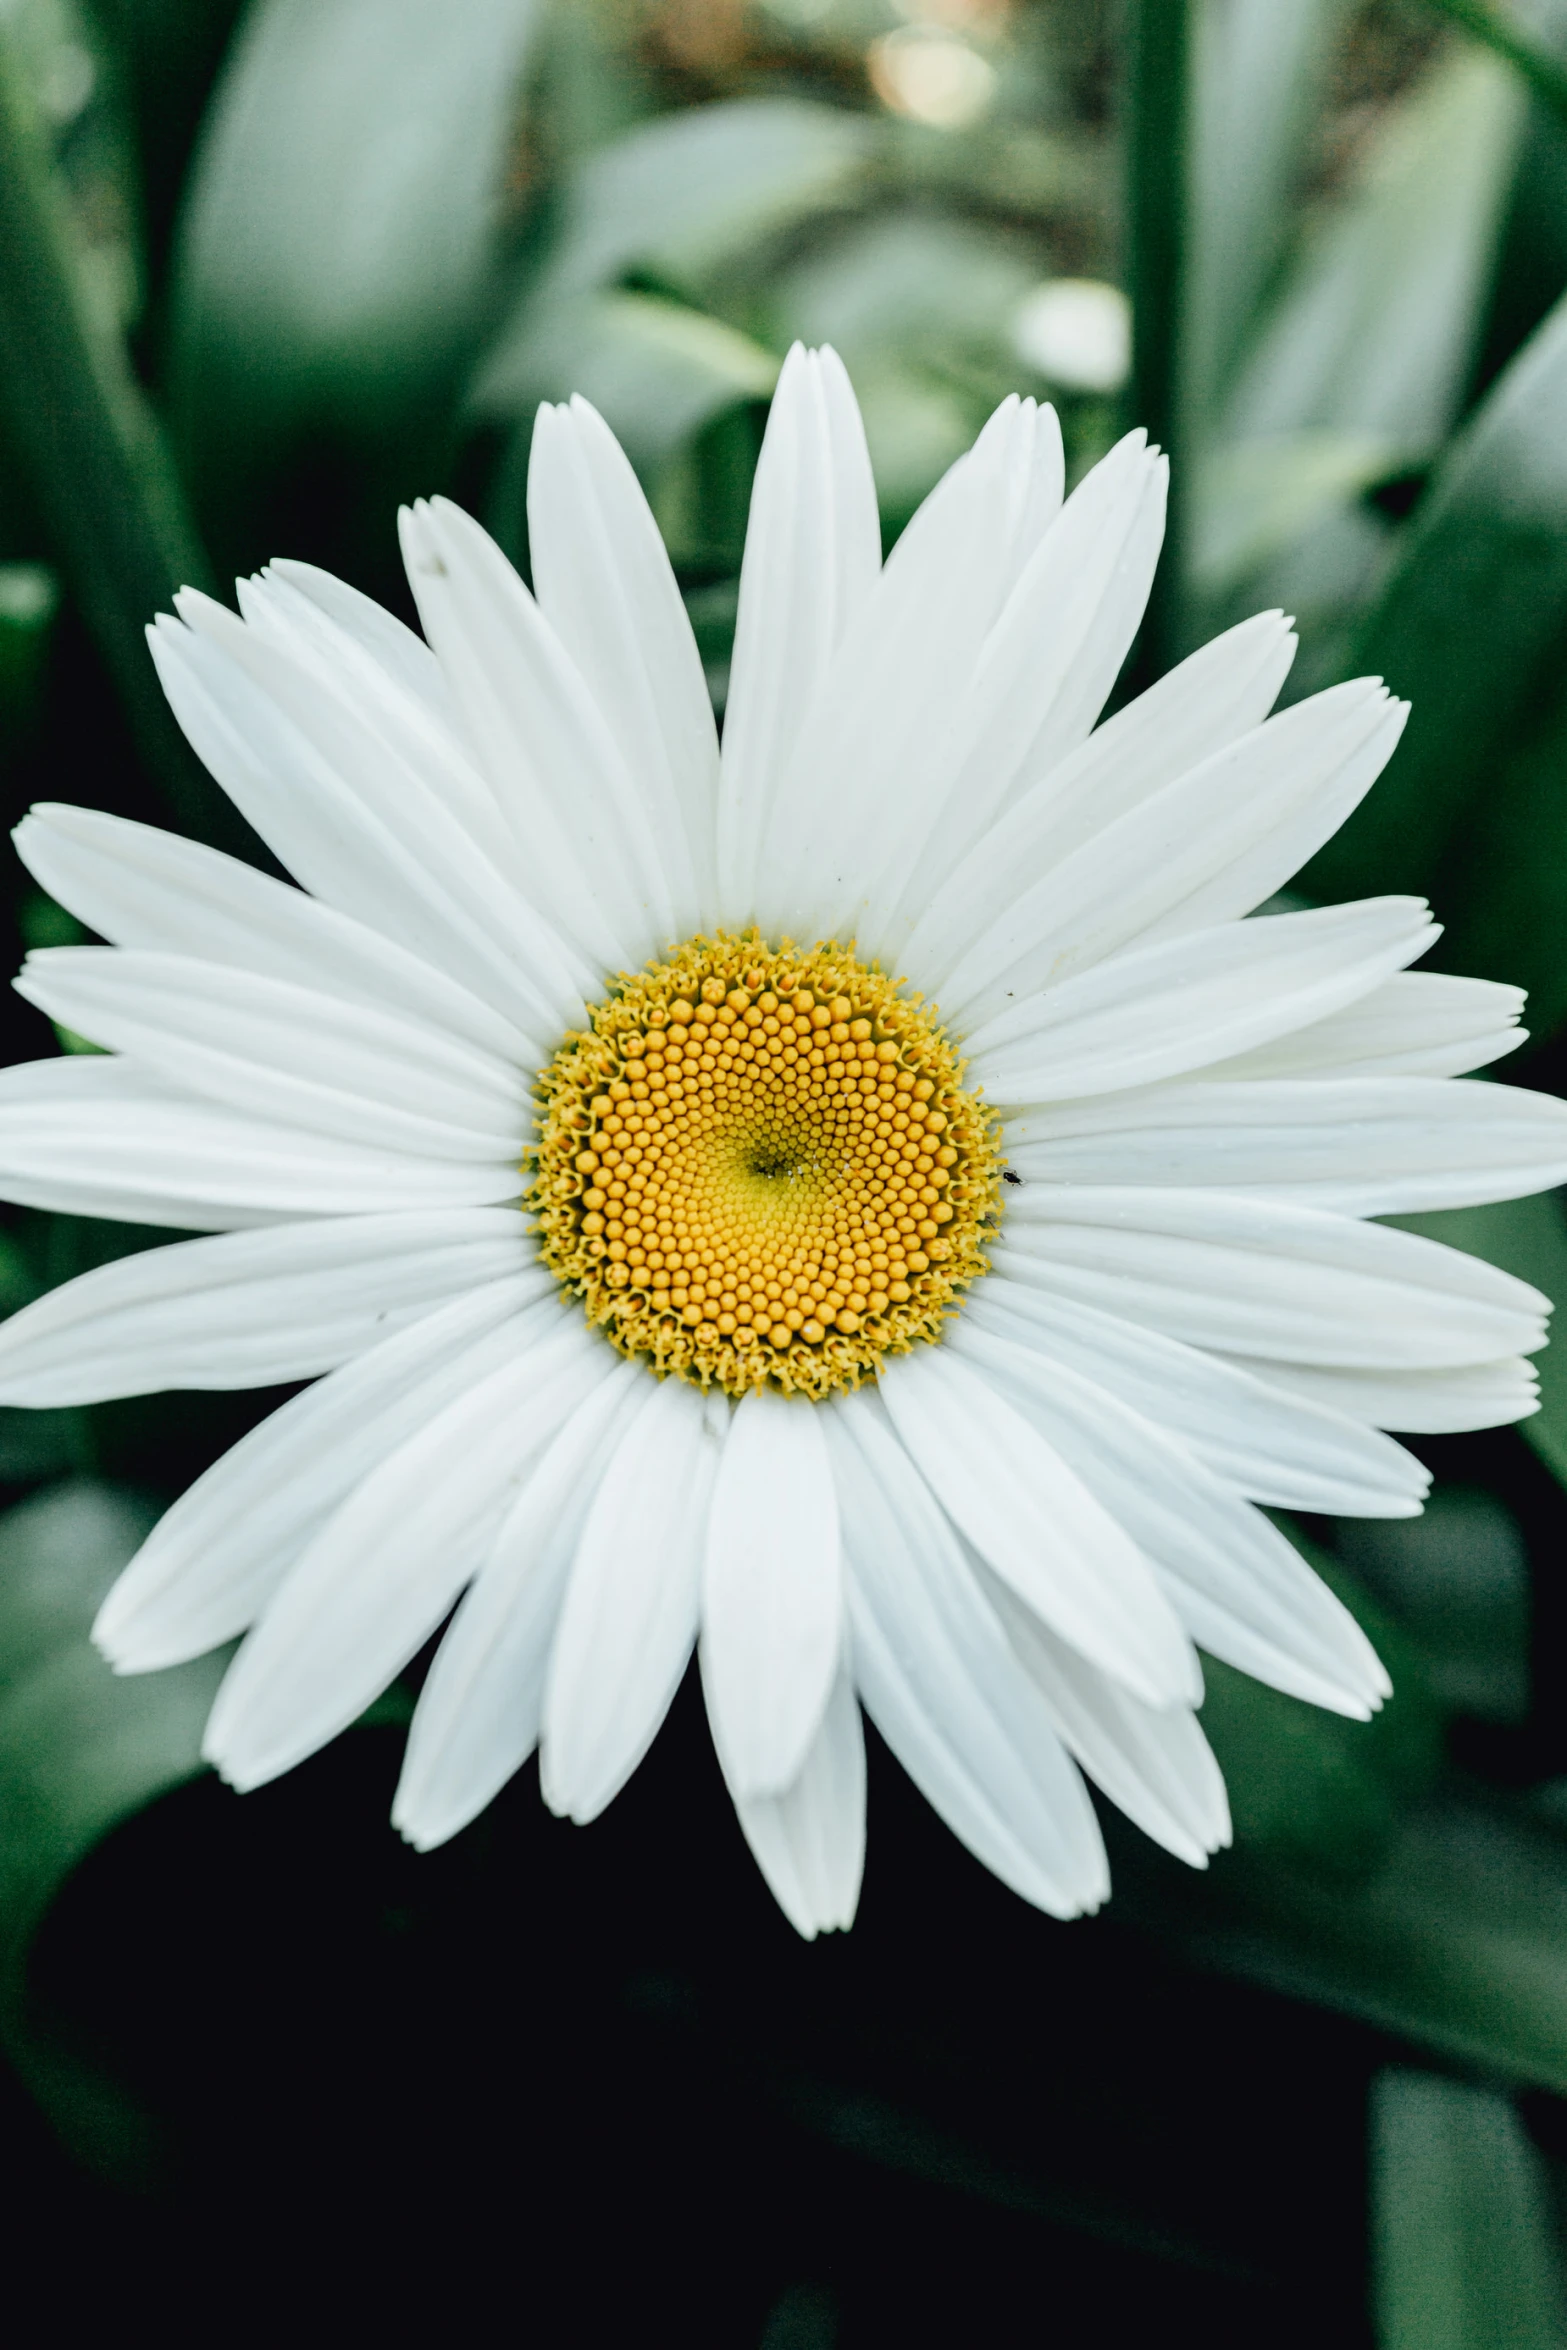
[531,934,1001,1399]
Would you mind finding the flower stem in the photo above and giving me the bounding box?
[1124,0,1191,689]
[0,30,252,853]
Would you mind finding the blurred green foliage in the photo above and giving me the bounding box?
[3,0,1567,2332]
[1371,2068,1565,2350]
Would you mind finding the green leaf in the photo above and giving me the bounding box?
[469,95,875,467]
[0,14,241,847]
[1197,1530,1443,1878]
[1426,0,1567,138]
[3,0,146,337]
[1370,2069,1566,2350]
[91,0,248,275]
[0,1478,225,2171]
[1221,47,1524,455]
[1340,1487,1531,1726]
[169,0,545,576]
[1189,427,1399,596]
[1121,1784,1567,2094]
[484,289,778,532]
[770,211,1038,372]
[0,561,57,749]
[1393,1198,1567,1490]
[497,93,876,317]
[0,1408,86,1487]
[1425,658,1567,1044]
[1184,0,1351,436]
[767,212,1040,526]
[1472,10,1567,400]
[1123,0,1190,685]
[1304,285,1567,905]
[0,1480,219,1979]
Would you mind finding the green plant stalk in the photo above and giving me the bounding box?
[0,29,248,852]
[1124,0,1190,686]
[1423,0,1567,130]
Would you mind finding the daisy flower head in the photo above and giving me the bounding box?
[3,344,1565,1939]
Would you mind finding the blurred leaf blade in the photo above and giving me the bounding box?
[512,92,876,314]
[0,561,59,751]
[170,0,546,577]
[1304,285,1567,904]
[470,94,877,431]
[0,14,238,845]
[1340,1488,1532,1727]
[0,1478,225,2174]
[1122,1786,1567,2094]
[0,1479,220,1997]
[1190,425,1398,595]
[1424,657,1567,1042]
[1220,45,1524,454]
[1124,0,1189,679]
[1370,2068,1566,2350]
[1429,0,1567,132]
[1184,0,1351,440]
[488,288,778,514]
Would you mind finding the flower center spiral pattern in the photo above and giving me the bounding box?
[532,936,1000,1398]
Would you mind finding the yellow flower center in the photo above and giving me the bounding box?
[531,935,1000,1398]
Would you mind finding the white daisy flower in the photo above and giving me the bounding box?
[1,345,1563,1939]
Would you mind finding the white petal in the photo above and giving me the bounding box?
[718,345,881,923]
[0,1056,520,1229]
[231,567,525,888]
[700,1384,844,1799]
[206,567,594,1007]
[149,613,585,1037]
[966,1270,1429,1518]
[905,609,1296,1006]
[400,495,677,972]
[766,422,1137,953]
[974,1557,1230,1867]
[969,898,1436,1102]
[540,1377,724,1824]
[0,1208,532,1404]
[1205,969,1527,1081]
[951,1326,1390,1716]
[264,557,453,713]
[392,1355,642,1851]
[529,396,719,933]
[1221,1352,1540,1434]
[717,1662,866,1940]
[935,678,1406,1015]
[966,429,1160,793]
[204,1305,604,1791]
[877,1346,1199,1707]
[1003,1076,1567,1215]
[826,1391,1108,1917]
[928,391,1068,600]
[1001,1185,1549,1367]
[94,1271,554,1671]
[987,391,1068,584]
[867,432,1166,958]
[16,803,538,1070]
[19,948,526,1160]
[751,397,1059,945]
